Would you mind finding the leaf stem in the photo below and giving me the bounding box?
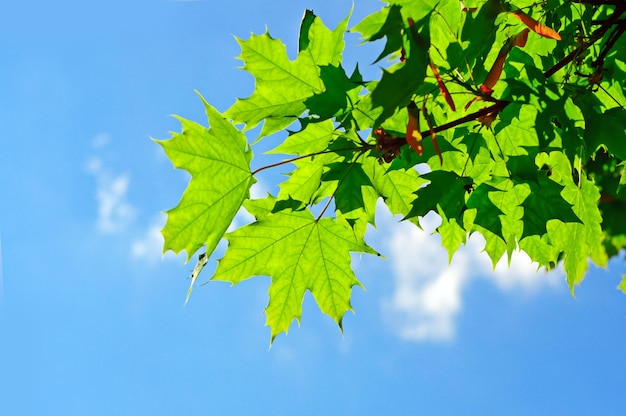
[251,145,374,176]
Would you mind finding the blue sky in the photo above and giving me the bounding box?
[1,1,625,414]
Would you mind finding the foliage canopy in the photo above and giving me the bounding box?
[157,0,626,343]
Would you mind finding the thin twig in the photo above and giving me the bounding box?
[571,0,624,6]
[544,4,625,77]
[251,145,373,176]
[393,101,511,147]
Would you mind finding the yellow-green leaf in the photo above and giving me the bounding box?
[212,206,376,343]
[156,95,255,261]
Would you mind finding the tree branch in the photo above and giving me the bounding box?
[544,3,626,77]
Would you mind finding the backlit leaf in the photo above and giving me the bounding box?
[157,95,254,261]
[226,11,350,138]
[212,207,376,343]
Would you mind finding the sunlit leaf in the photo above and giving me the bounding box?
[157,95,254,261]
[226,11,350,138]
[212,206,377,343]
[159,1,626,342]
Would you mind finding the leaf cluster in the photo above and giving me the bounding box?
[158,0,626,343]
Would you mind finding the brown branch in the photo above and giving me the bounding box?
[393,101,510,146]
[594,21,626,68]
[544,3,626,77]
[251,145,373,176]
[374,100,510,164]
[571,0,624,6]
[254,102,510,175]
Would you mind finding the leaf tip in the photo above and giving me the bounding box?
[268,335,277,349]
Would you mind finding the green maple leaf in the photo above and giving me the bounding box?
[225,10,350,138]
[276,152,337,205]
[566,176,607,267]
[211,205,377,343]
[156,94,255,261]
[361,156,427,222]
[305,64,363,121]
[322,161,375,217]
[370,15,430,124]
[459,0,501,67]
[519,234,559,270]
[269,119,338,156]
[476,227,507,267]
[275,134,365,208]
[585,107,626,159]
[465,183,504,240]
[438,212,467,262]
[547,176,607,291]
[406,170,471,222]
[352,5,404,64]
[520,174,581,239]
[487,179,528,243]
[323,160,379,239]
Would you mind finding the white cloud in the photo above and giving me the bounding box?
[86,156,135,234]
[483,238,562,292]
[91,133,111,148]
[131,222,166,264]
[377,204,563,343]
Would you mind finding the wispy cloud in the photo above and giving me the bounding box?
[85,136,136,234]
[131,220,167,264]
[377,205,563,342]
[91,133,111,148]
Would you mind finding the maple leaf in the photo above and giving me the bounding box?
[547,176,607,292]
[519,234,559,270]
[460,0,501,67]
[438,212,467,262]
[355,5,404,64]
[211,203,377,343]
[275,133,366,209]
[520,174,581,239]
[156,94,255,261]
[585,108,626,160]
[269,119,338,156]
[465,183,505,240]
[369,15,430,125]
[226,10,350,139]
[323,160,379,237]
[276,152,337,206]
[406,170,471,222]
[361,156,427,222]
[305,64,363,121]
